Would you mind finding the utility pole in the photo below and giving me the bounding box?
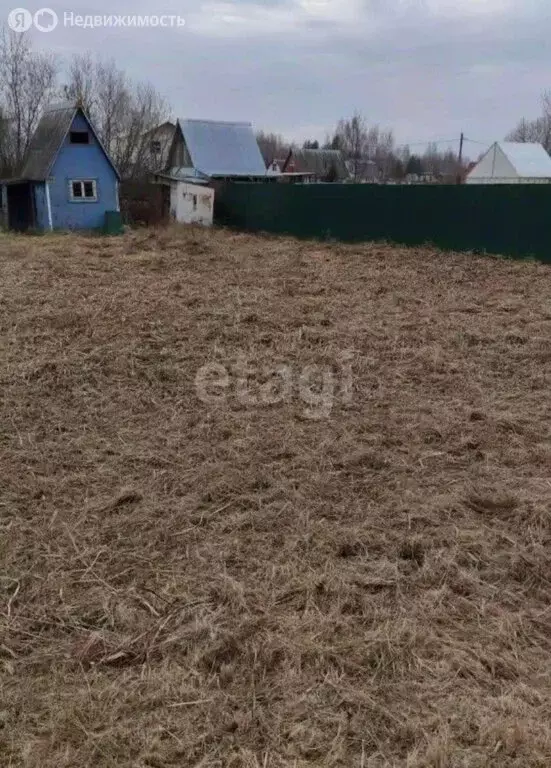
[457,132,464,184]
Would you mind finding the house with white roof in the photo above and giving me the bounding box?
[466,141,551,184]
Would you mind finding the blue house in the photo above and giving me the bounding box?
[1,102,120,231]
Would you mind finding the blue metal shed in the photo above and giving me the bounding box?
[1,102,120,232]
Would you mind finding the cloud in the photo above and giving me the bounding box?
[186,0,537,40]
[22,0,551,148]
[186,0,369,38]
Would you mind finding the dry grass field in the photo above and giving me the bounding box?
[1,227,550,767]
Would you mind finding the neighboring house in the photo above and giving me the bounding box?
[0,101,120,231]
[282,148,349,182]
[266,156,313,184]
[163,118,268,182]
[153,118,268,225]
[267,159,283,175]
[106,121,175,179]
[405,171,441,184]
[138,120,175,173]
[265,157,315,183]
[466,142,551,184]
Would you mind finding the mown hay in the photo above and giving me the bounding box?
[1,226,550,766]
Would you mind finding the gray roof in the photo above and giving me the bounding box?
[178,119,266,177]
[19,101,120,181]
[284,148,349,180]
[160,168,209,185]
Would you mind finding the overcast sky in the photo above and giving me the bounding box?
[16,0,551,153]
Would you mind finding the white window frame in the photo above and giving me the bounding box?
[69,179,98,203]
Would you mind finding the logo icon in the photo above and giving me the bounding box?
[7,7,33,31]
[33,7,58,31]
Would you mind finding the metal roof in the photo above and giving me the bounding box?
[19,102,120,181]
[177,119,267,177]
[165,166,205,180]
[158,168,209,185]
[468,142,551,181]
[497,142,551,177]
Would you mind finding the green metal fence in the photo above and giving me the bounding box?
[215,182,551,263]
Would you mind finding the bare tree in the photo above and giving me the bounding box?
[0,29,58,173]
[332,112,368,181]
[63,52,97,114]
[113,82,169,178]
[507,116,549,147]
[507,90,551,153]
[94,59,129,158]
[327,115,396,181]
[63,55,169,178]
[370,126,394,179]
[423,141,440,175]
[0,105,11,175]
[256,131,289,167]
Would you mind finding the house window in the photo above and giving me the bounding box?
[69,131,90,144]
[150,140,162,154]
[70,179,97,202]
[70,131,90,144]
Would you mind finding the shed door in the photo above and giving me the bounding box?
[7,183,35,232]
[161,184,171,221]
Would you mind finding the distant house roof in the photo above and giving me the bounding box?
[143,121,176,138]
[467,141,551,180]
[19,101,120,181]
[175,118,267,177]
[283,148,348,180]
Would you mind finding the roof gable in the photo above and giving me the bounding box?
[177,119,266,177]
[467,141,551,180]
[284,148,348,179]
[467,143,517,180]
[20,102,120,181]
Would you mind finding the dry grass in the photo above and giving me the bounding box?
[1,226,550,767]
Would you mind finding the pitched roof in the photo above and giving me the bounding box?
[284,148,349,179]
[177,119,266,177]
[498,142,551,177]
[143,121,176,137]
[468,141,551,180]
[20,102,120,181]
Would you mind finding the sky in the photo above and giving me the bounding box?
[9,0,551,153]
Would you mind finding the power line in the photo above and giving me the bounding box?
[392,136,492,155]
[394,138,459,149]
[463,137,492,146]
